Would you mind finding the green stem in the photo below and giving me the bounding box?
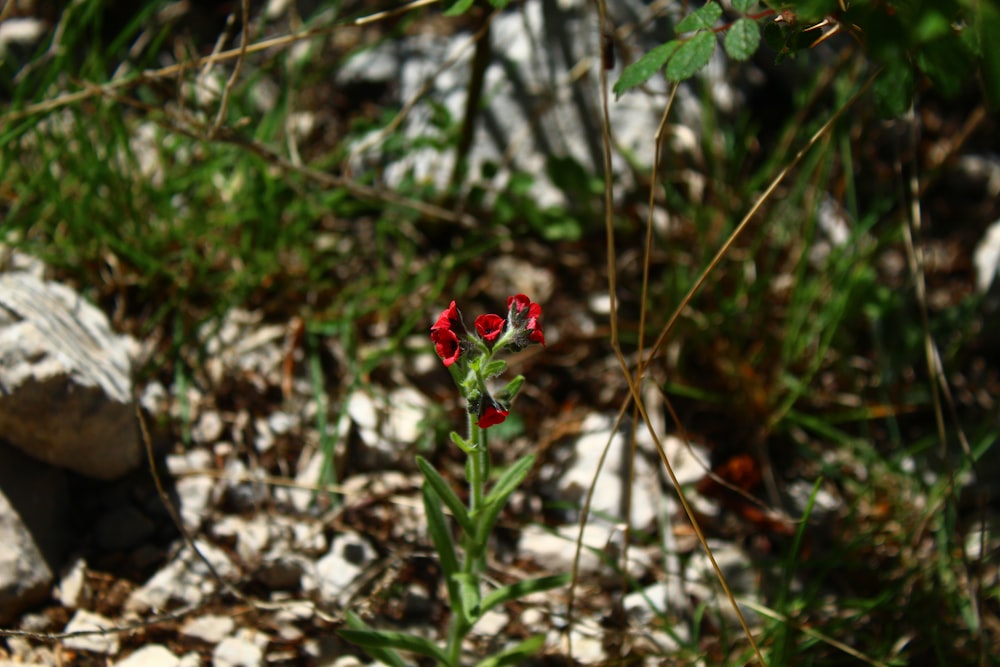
[445,413,489,666]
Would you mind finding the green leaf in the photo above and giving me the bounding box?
[455,572,482,619]
[873,57,915,117]
[472,635,546,667]
[666,31,716,81]
[478,454,535,545]
[972,0,1000,108]
[676,1,723,32]
[723,17,760,61]
[917,38,973,99]
[483,454,535,509]
[914,10,952,43]
[732,0,756,12]
[613,40,680,98]
[422,484,461,584]
[417,456,475,535]
[340,612,409,667]
[450,430,473,454]
[483,359,507,378]
[481,574,571,614]
[443,0,475,16]
[338,627,453,665]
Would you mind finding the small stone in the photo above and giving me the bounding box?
[255,553,313,591]
[126,540,237,613]
[54,557,87,608]
[212,636,263,667]
[315,532,376,601]
[113,644,179,667]
[174,476,214,532]
[191,411,225,445]
[62,609,120,655]
[181,614,236,644]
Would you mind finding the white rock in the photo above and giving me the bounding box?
[974,218,1000,293]
[126,540,237,613]
[175,475,215,532]
[62,609,120,655]
[54,557,87,609]
[316,532,377,601]
[114,644,180,667]
[181,614,236,644]
[0,487,51,624]
[554,413,665,528]
[0,272,139,479]
[0,18,46,55]
[212,635,263,667]
[519,522,645,577]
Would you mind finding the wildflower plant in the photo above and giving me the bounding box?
[341,295,569,666]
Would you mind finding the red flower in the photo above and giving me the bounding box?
[431,327,461,366]
[474,314,505,343]
[478,398,509,428]
[506,294,545,346]
[431,301,464,366]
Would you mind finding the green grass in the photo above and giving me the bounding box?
[1,1,996,665]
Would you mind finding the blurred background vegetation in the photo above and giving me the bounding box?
[1,0,998,664]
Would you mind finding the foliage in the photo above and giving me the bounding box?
[613,0,1000,115]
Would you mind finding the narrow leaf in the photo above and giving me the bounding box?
[341,612,408,667]
[472,635,546,667]
[676,1,723,32]
[455,572,482,619]
[723,18,760,62]
[973,1,1000,108]
[450,431,473,454]
[338,627,452,664]
[666,31,716,81]
[478,454,535,542]
[873,57,915,117]
[484,454,535,508]
[416,456,474,535]
[613,40,680,97]
[481,574,571,614]
[422,484,461,585]
[443,0,475,16]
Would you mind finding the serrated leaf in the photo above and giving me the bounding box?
[612,40,680,97]
[676,2,723,33]
[732,0,756,12]
[723,18,760,61]
[666,31,716,81]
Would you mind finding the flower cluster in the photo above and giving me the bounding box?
[430,294,545,428]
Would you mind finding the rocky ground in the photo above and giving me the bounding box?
[1,1,999,666]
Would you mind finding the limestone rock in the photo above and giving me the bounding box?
[0,487,52,624]
[0,272,139,480]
